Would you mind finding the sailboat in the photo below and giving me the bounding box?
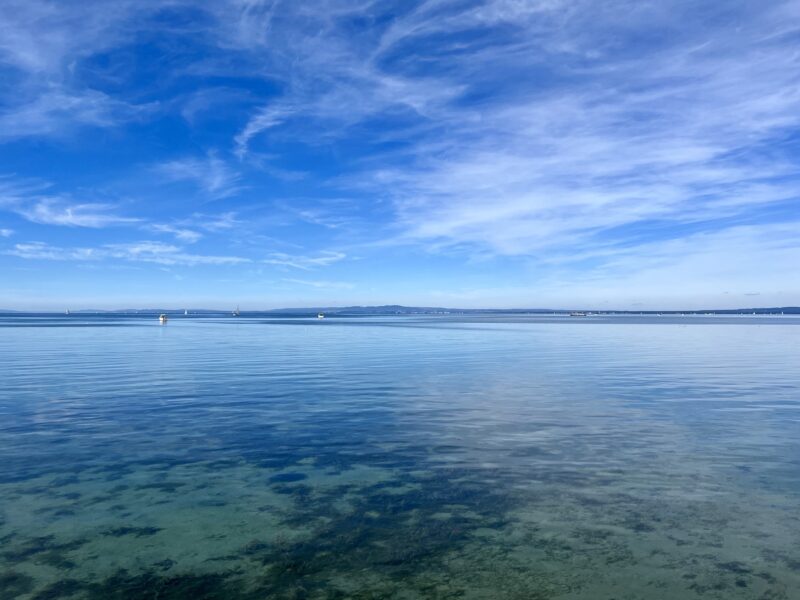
[65,309,70,315]
[232,306,241,317]
[184,309,189,316]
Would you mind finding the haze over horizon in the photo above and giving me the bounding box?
[1,1,799,311]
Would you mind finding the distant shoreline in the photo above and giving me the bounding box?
[1,305,798,316]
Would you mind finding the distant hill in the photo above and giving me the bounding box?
[267,306,800,315]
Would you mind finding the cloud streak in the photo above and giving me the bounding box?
[6,240,251,266]
[282,278,354,290]
[149,224,203,243]
[19,199,139,228]
[0,0,160,138]
[0,176,139,228]
[264,251,346,270]
[0,89,155,140]
[157,153,244,200]
[359,1,800,262]
[222,0,800,289]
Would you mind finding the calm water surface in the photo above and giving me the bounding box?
[1,314,799,599]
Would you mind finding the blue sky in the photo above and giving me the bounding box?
[1,0,799,310]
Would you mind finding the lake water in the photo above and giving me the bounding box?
[1,314,799,599]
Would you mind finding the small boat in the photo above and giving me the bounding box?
[317,312,325,319]
[184,309,189,316]
[159,314,168,324]
[65,309,70,315]
[569,311,587,317]
[232,306,241,317]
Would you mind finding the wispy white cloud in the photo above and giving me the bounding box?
[6,242,101,261]
[0,88,155,140]
[0,176,138,228]
[186,211,242,232]
[0,0,159,138]
[104,241,250,265]
[282,278,354,290]
[166,212,244,237]
[234,106,293,158]
[220,0,800,284]
[264,251,346,270]
[403,221,800,309]
[18,198,139,228]
[0,175,52,203]
[0,228,12,237]
[229,2,466,157]
[294,209,344,229]
[5,240,251,266]
[149,224,203,243]
[157,152,244,199]
[526,221,800,309]
[341,0,800,268]
[0,0,145,74]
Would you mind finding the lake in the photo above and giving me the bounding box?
[1,314,799,599]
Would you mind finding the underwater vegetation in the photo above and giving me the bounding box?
[102,526,162,538]
[0,572,34,600]
[3,316,800,598]
[29,571,235,600]
[2,453,798,599]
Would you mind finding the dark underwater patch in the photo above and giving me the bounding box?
[269,472,308,483]
[717,561,752,575]
[102,526,162,538]
[138,481,186,493]
[0,572,34,600]
[227,467,520,596]
[2,535,87,564]
[31,578,83,600]
[31,570,239,600]
[154,559,175,571]
[52,476,80,486]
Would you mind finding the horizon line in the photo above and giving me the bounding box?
[2,305,799,315]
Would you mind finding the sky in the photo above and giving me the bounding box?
[1,0,799,310]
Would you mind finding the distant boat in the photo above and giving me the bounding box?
[232,306,241,317]
[159,314,168,324]
[65,309,70,315]
[317,312,325,319]
[569,311,587,317]
[184,309,189,316]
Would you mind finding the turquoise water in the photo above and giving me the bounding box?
[1,314,799,599]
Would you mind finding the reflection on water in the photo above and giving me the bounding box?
[1,315,799,599]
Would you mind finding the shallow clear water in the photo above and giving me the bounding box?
[1,314,799,599]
